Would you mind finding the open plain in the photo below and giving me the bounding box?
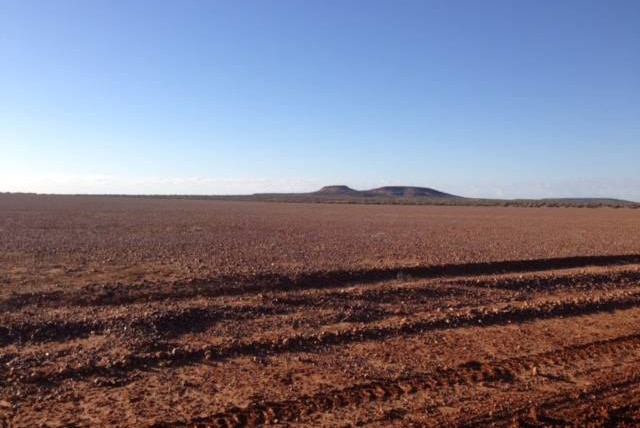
[2,194,640,427]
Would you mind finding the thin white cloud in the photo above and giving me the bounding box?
[0,173,326,195]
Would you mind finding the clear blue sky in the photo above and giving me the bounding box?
[2,0,639,199]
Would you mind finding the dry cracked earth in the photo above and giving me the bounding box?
[2,194,640,427]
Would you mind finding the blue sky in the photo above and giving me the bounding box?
[1,0,639,199]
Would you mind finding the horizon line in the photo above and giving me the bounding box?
[2,190,638,204]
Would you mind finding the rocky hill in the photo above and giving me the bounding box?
[312,185,458,198]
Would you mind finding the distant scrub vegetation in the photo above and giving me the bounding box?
[5,192,637,208]
[208,195,640,209]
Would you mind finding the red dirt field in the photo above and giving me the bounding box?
[2,194,640,427]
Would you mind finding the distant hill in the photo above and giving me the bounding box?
[311,185,459,199]
[366,186,456,198]
[245,186,638,208]
[5,187,635,209]
[313,185,362,196]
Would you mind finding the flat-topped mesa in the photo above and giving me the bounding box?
[312,185,458,198]
[366,186,455,198]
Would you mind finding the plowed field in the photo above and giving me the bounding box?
[2,195,640,427]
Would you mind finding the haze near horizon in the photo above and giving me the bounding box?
[2,0,639,200]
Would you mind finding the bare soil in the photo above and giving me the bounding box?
[2,194,640,427]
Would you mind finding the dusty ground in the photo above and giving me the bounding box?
[2,194,640,427]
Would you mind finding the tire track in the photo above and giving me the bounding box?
[461,370,640,427]
[150,332,640,427]
[11,288,640,386]
[3,267,639,347]
[457,269,640,292]
[0,305,290,347]
[3,254,639,310]
[0,284,472,347]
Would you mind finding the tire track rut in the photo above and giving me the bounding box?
[461,369,640,427]
[3,254,639,310]
[3,268,639,347]
[151,332,640,427]
[9,288,640,387]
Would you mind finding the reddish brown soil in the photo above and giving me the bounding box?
[2,194,640,427]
